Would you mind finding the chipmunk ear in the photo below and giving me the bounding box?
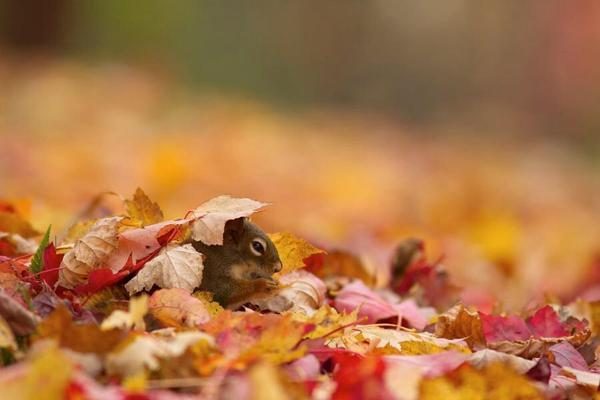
[223,217,246,245]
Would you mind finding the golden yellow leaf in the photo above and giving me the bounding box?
[291,304,358,340]
[269,232,325,275]
[125,188,164,227]
[420,363,543,400]
[248,362,308,400]
[2,345,74,400]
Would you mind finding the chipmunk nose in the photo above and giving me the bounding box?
[273,261,282,273]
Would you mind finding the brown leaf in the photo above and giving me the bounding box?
[125,188,164,227]
[58,216,121,288]
[435,304,486,349]
[36,306,125,354]
[125,244,204,294]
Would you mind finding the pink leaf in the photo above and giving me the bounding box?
[549,342,588,371]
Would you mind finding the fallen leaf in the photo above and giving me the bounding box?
[526,305,569,338]
[36,306,125,354]
[189,195,268,245]
[0,211,39,238]
[306,250,375,286]
[105,331,214,376]
[254,270,327,314]
[58,216,122,288]
[334,280,435,329]
[0,344,74,400]
[0,288,39,335]
[269,232,325,275]
[435,304,486,349]
[101,294,148,331]
[292,304,358,340]
[561,367,600,390]
[125,244,204,294]
[419,363,544,399]
[332,353,394,400]
[468,349,536,373]
[125,188,164,227]
[0,315,17,351]
[149,288,211,328]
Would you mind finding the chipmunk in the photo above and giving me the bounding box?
[191,217,282,307]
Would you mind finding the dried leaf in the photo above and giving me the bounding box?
[269,232,325,275]
[149,288,211,328]
[125,244,204,294]
[105,331,214,376]
[435,304,486,349]
[189,195,267,245]
[253,270,327,314]
[125,188,164,227]
[0,315,17,351]
[468,349,536,373]
[58,216,122,288]
[0,211,39,238]
[0,288,39,335]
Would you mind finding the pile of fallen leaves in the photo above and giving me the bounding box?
[1,189,600,399]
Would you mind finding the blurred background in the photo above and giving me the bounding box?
[1,1,599,309]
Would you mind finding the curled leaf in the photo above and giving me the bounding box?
[124,188,164,227]
[149,288,211,328]
[269,232,325,275]
[58,217,122,288]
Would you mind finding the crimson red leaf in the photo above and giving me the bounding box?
[479,312,531,343]
[526,305,568,338]
[39,243,62,287]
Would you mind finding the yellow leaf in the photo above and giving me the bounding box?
[269,232,325,275]
[420,363,543,400]
[248,362,307,400]
[291,304,358,340]
[2,345,74,400]
[125,188,164,227]
[435,304,486,349]
[0,315,17,351]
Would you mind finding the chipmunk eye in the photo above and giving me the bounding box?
[250,238,266,256]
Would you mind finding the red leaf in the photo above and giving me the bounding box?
[526,305,568,338]
[332,354,394,400]
[479,312,531,342]
[39,243,63,287]
[74,268,130,295]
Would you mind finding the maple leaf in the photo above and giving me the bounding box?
[124,244,204,294]
[189,195,267,245]
[124,187,164,227]
[332,353,395,400]
[326,325,469,356]
[468,349,536,373]
[268,232,325,275]
[526,305,569,338]
[291,304,358,340]
[58,216,122,288]
[149,288,211,328]
[101,294,148,331]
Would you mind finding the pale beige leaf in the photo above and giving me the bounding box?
[468,349,535,373]
[58,216,121,288]
[561,367,600,389]
[105,331,214,376]
[149,288,211,328]
[125,244,204,294]
[100,295,148,331]
[189,195,267,245]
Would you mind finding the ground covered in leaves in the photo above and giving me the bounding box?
[1,189,600,400]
